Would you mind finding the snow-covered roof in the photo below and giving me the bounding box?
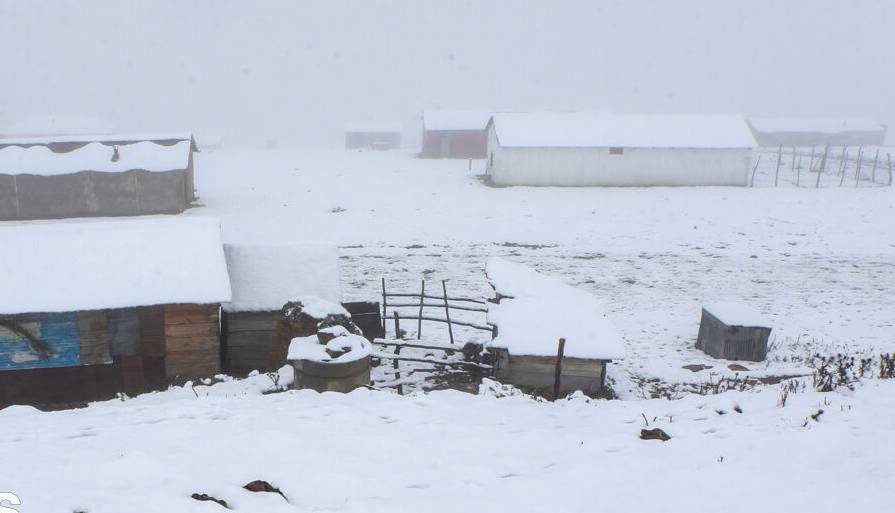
[0,216,232,315]
[423,110,492,131]
[223,243,342,312]
[489,113,757,149]
[0,140,192,176]
[703,302,771,328]
[344,122,402,134]
[0,132,198,150]
[747,117,886,134]
[486,258,625,360]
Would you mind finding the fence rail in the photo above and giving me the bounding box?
[381,278,493,344]
[753,145,893,187]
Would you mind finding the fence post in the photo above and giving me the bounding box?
[750,156,761,187]
[887,153,893,186]
[838,146,848,176]
[774,145,782,187]
[553,338,566,400]
[393,312,403,395]
[815,145,829,188]
[417,280,425,339]
[871,149,880,184]
[790,147,796,176]
[796,154,802,186]
[808,145,816,173]
[839,150,849,186]
[442,280,454,344]
[854,148,864,187]
[381,278,388,333]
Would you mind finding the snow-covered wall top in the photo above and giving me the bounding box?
[0,216,232,315]
[223,242,342,312]
[490,113,756,149]
[423,110,492,131]
[486,258,625,360]
[0,140,192,175]
[747,117,886,134]
[703,302,771,328]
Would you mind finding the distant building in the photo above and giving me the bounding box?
[747,118,887,147]
[0,216,231,407]
[486,113,757,187]
[0,132,199,220]
[344,122,402,150]
[421,110,491,158]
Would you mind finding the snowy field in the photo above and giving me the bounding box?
[193,149,895,394]
[3,372,893,512]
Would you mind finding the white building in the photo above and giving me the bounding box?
[485,113,757,187]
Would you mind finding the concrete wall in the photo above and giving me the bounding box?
[0,169,189,221]
[487,126,753,187]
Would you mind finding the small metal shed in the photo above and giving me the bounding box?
[0,132,199,221]
[695,303,772,362]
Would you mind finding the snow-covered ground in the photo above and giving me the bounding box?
[3,148,894,512]
[193,149,895,392]
[2,372,893,512]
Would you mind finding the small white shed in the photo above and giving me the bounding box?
[485,113,757,187]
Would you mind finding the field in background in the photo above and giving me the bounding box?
[193,148,895,396]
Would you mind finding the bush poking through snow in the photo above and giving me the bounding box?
[880,353,894,379]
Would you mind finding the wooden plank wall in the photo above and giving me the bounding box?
[1,303,223,407]
[222,311,281,376]
[164,303,222,380]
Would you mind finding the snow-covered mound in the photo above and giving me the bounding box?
[288,333,372,363]
[486,257,625,360]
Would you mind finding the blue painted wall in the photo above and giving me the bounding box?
[0,313,81,370]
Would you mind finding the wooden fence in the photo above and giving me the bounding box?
[380,278,494,344]
[375,278,493,395]
[753,145,893,188]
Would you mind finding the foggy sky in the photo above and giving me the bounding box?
[1,0,892,147]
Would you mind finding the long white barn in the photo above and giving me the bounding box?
[485,113,757,187]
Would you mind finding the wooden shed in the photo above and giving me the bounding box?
[0,132,199,221]
[486,113,757,187]
[421,110,491,158]
[747,117,887,147]
[0,216,232,407]
[696,303,772,362]
[344,122,402,150]
[485,258,625,397]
